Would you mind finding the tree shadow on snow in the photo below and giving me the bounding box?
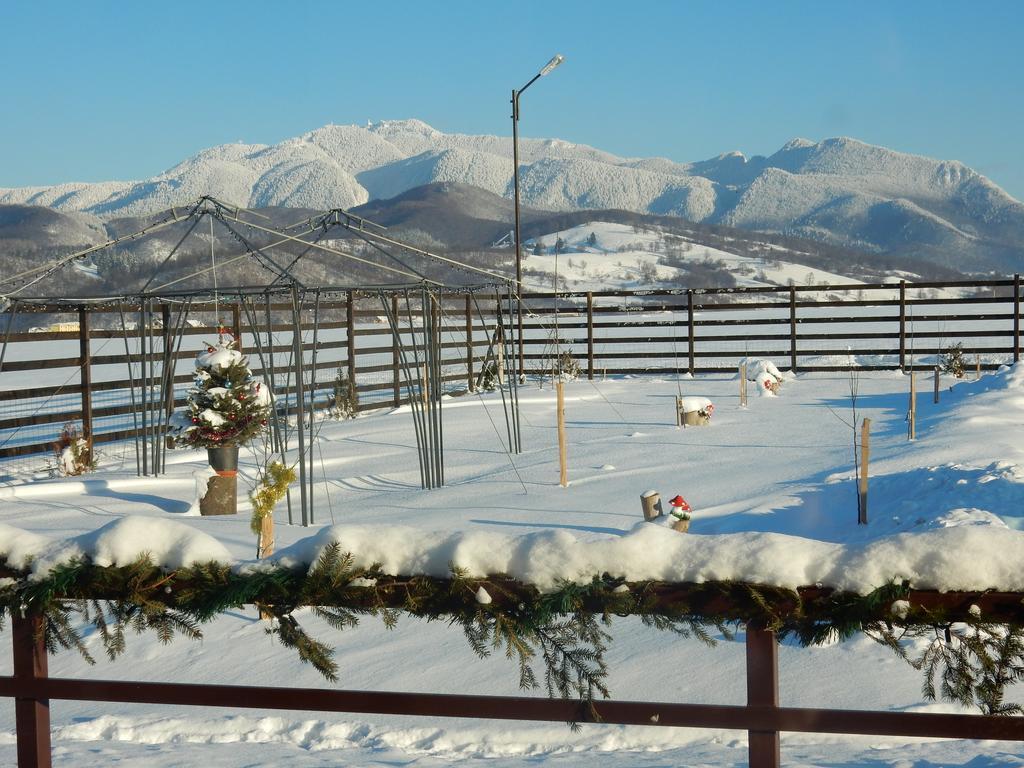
[78,478,191,514]
[469,518,628,537]
[694,462,1024,542]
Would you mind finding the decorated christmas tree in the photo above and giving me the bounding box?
[172,336,272,449]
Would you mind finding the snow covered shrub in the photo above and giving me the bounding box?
[477,360,500,391]
[51,423,96,476]
[171,337,273,448]
[940,342,966,378]
[328,367,359,420]
[554,350,581,381]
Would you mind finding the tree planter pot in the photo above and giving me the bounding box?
[682,410,710,427]
[207,445,240,477]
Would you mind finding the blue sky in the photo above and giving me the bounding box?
[2,1,1022,200]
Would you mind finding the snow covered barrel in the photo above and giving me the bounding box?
[678,397,713,426]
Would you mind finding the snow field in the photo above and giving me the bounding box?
[3,363,1024,764]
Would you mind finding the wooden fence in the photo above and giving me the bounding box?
[3,604,1024,768]
[1,277,1021,459]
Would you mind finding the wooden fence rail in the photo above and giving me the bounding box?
[1,278,1021,459]
[3,612,1023,768]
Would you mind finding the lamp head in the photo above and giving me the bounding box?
[539,54,565,76]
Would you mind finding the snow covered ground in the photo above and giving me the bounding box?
[2,363,1024,766]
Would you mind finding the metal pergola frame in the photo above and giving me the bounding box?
[0,197,524,526]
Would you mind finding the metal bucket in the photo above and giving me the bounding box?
[207,445,240,477]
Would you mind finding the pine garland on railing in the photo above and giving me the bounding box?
[1,551,1023,717]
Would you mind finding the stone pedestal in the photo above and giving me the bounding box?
[200,474,237,516]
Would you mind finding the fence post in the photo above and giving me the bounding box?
[78,306,93,448]
[899,280,907,372]
[1014,273,1020,364]
[346,291,356,389]
[788,286,797,373]
[686,290,695,376]
[13,613,52,768]
[586,291,594,380]
[466,294,474,391]
[746,625,780,768]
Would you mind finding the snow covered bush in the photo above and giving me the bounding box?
[940,342,966,378]
[554,350,581,381]
[328,366,358,420]
[171,337,273,448]
[51,423,96,476]
[477,360,500,391]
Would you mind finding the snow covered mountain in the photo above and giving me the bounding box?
[2,119,1022,272]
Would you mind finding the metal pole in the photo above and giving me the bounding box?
[78,305,93,454]
[346,290,357,388]
[139,300,149,476]
[392,294,401,406]
[148,298,161,476]
[466,293,474,392]
[160,303,173,474]
[290,285,309,525]
[506,283,522,453]
[307,290,321,523]
[117,302,142,476]
[512,88,525,378]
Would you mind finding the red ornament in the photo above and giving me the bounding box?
[669,495,691,512]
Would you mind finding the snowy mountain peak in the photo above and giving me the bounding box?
[0,121,1020,272]
[781,137,816,151]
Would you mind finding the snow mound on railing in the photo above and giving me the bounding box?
[269,520,1024,594]
[1,517,232,576]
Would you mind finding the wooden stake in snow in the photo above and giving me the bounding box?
[933,366,940,404]
[640,490,663,521]
[258,513,274,559]
[976,354,981,379]
[556,380,568,487]
[675,395,682,426]
[858,417,871,525]
[908,373,917,440]
[740,363,748,407]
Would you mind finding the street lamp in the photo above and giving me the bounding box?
[512,53,565,376]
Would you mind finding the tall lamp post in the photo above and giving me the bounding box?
[512,53,565,376]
